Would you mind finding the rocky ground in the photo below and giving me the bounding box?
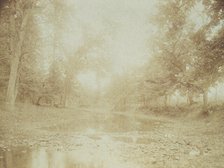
[0,104,224,168]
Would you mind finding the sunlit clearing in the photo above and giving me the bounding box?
[77,71,97,90]
[77,71,111,91]
[57,0,157,75]
[188,0,211,32]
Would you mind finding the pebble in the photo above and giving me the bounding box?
[189,149,200,156]
[152,160,157,164]
[174,156,180,160]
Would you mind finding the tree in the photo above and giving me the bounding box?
[143,0,224,108]
[144,0,195,106]
[184,0,224,106]
[0,2,11,100]
[6,0,36,106]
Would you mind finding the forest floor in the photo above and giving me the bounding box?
[0,104,224,168]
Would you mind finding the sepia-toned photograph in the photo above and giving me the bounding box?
[0,0,224,167]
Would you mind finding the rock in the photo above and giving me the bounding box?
[170,147,178,151]
[189,148,201,156]
[174,156,180,160]
[203,148,212,155]
[21,150,27,154]
[152,160,157,164]
[150,157,157,164]
[164,134,173,139]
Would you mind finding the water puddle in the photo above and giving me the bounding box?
[113,136,155,144]
[0,146,138,168]
[43,113,159,133]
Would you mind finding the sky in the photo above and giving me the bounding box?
[62,0,158,90]
[64,0,158,73]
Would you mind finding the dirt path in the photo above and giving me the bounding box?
[0,105,224,168]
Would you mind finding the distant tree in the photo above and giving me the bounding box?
[107,71,139,111]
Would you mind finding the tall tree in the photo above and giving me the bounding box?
[0,2,10,100]
[6,0,36,106]
[145,0,195,105]
[185,0,224,106]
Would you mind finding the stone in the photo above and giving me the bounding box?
[189,148,200,156]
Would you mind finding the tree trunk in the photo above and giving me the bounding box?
[6,1,16,106]
[96,72,101,105]
[142,94,146,107]
[215,87,218,104]
[164,94,168,107]
[6,6,30,106]
[36,96,43,106]
[6,55,20,105]
[61,87,68,107]
[61,70,72,107]
[187,93,193,105]
[122,97,127,111]
[203,90,208,108]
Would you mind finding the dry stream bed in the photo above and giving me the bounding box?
[0,106,224,168]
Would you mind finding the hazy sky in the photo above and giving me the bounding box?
[60,0,157,89]
[44,0,212,90]
[64,0,158,74]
